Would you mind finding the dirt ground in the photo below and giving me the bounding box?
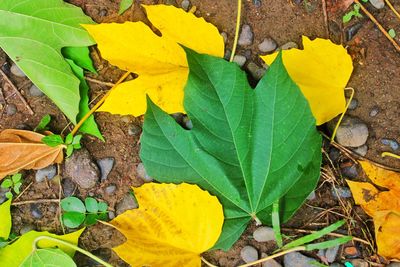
[1,0,399,266]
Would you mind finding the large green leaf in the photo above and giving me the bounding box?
[0,0,95,124]
[140,50,322,250]
[0,199,11,239]
[20,248,77,267]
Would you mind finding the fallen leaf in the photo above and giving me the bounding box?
[0,199,11,239]
[20,248,77,267]
[110,183,224,266]
[0,0,95,123]
[0,129,64,179]
[140,50,322,250]
[0,229,84,267]
[260,36,353,125]
[347,161,400,259]
[83,4,224,116]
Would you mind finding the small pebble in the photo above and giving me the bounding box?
[97,157,115,181]
[340,163,358,179]
[238,24,254,46]
[344,246,360,258]
[30,204,43,219]
[105,184,117,195]
[29,84,44,97]
[98,9,107,17]
[333,116,369,147]
[369,106,379,117]
[325,245,340,263]
[62,178,77,197]
[240,246,258,263]
[346,22,363,42]
[136,163,153,182]
[171,113,184,124]
[261,253,282,267]
[233,55,247,67]
[306,190,316,201]
[347,98,358,110]
[183,116,193,130]
[253,226,275,242]
[253,0,262,8]
[381,138,399,151]
[351,145,368,157]
[281,42,298,50]
[20,224,34,235]
[221,32,228,44]
[6,104,17,116]
[369,0,385,9]
[128,124,142,136]
[349,259,368,267]
[387,263,400,267]
[10,63,26,77]
[108,211,115,220]
[116,194,138,215]
[283,252,315,267]
[181,0,190,11]
[35,165,57,182]
[332,186,352,199]
[16,123,31,130]
[329,147,341,161]
[258,38,277,53]
[244,49,252,60]
[247,62,266,80]
[120,115,132,123]
[224,49,232,61]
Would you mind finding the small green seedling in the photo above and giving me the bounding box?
[343,3,363,23]
[0,233,18,249]
[34,114,51,132]
[60,197,108,228]
[388,29,396,38]
[42,133,82,157]
[1,174,23,199]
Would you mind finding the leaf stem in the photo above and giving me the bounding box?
[70,71,131,136]
[229,0,242,62]
[32,236,113,267]
[382,152,400,159]
[272,201,283,247]
[384,0,400,21]
[330,87,354,142]
[237,246,306,267]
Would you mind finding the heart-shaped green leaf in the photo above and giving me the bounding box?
[140,50,322,250]
[20,248,76,267]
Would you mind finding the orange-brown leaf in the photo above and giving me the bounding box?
[0,129,64,179]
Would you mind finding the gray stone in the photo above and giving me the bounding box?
[341,164,358,179]
[238,24,253,46]
[352,145,368,156]
[281,41,298,50]
[224,49,232,61]
[334,116,369,147]
[105,184,117,195]
[10,63,26,77]
[329,147,341,161]
[349,259,368,267]
[261,253,282,267]
[116,194,138,215]
[29,85,44,97]
[253,0,262,8]
[62,178,77,197]
[64,148,100,189]
[307,190,316,201]
[332,186,352,199]
[369,0,385,9]
[108,211,115,220]
[283,252,315,267]
[97,157,115,181]
[6,104,17,116]
[240,246,258,263]
[387,263,400,267]
[381,138,399,151]
[136,163,153,182]
[347,98,358,110]
[35,165,57,182]
[128,124,142,136]
[258,38,277,53]
[30,204,43,219]
[20,224,34,235]
[183,116,193,130]
[233,55,247,67]
[253,226,275,242]
[181,0,190,11]
[221,32,228,44]
[247,62,266,80]
[369,106,379,117]
[325,245,340,263]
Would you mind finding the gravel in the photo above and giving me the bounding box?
[369,0,385,9]
[97,157,115,181]
[105,184,117,195]
[381,138,399,151]
[306,190,316,201]
[29,84,44,97]
[349,259,369,267]
[10,63,26,77]
[233,55,247,67]
[351,145,368,156]
[62,178,77,197]
[30,204,43,219]
[253,226,275,242]
[116,194,138,215]
[136,163,153,182]
[128,124,142,136]
[332,186,352,199]
[181,0,190,11]
[261,253,282,267]
[240,246,258,263]
[258,38,277,53]
[183,116,193,129]
[6,104,17,116]
[221,32,228,44]
[369,106,379,117]
[325,245,340,263]
[247,62,266,80]
[341,164,358,179]
[347,98,358,110]
[20,224,35,235]
[333,116,369,147]
[35,165,57,182]
[238,24,254,46]
[283,252,315,267]
[64,148,100,189]
[281,41,298,50]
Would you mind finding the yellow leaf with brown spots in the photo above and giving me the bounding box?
[110,183,224,267]
[347,161,400,259]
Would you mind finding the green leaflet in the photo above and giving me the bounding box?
[140,50,322,250]
[20,248,76,267]
[63,47,97,74]
[0,199,11,239]
[0,0,95,124]
[119,0,134,14]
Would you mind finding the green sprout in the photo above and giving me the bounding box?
[1,174,23,199]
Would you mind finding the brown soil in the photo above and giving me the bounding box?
[1,0,399,266]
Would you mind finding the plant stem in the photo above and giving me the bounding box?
[330,87,354,142]
[237,246,306,267]
[272,201,283,248]
[33,236,113,267]
[382,152,400,159]
[384,0,400,21]
[70,71,131,136]
[229,0,242,62]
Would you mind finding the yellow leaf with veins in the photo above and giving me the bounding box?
[110,183,224,267]
[260,36,353,125]
[347,161,400,259]
[83,4,224,116]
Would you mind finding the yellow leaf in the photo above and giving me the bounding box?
[83,4,224,116]
[110,183,224,267]
[260,36,353,125]
[0,199,11,239]
[347,161,400,259]
[0,130,64,179]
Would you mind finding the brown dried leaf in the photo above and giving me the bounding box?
[0,129,64,179]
